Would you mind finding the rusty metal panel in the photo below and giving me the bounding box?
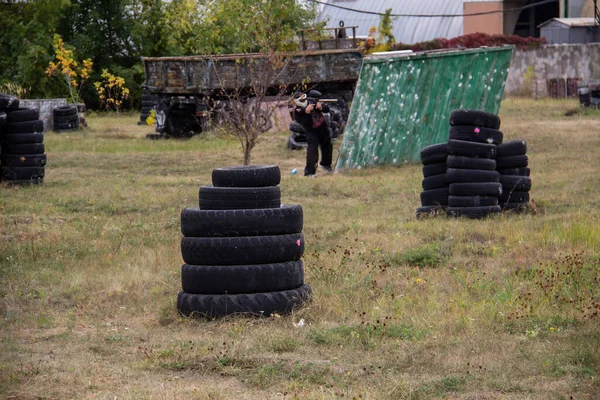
[335,46,514,170]
[142,49,363,95]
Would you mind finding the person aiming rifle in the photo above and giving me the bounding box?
[293,90,336,176]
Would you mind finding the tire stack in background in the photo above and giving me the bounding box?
[497,140,531,212]
[53,105,79,132]
[139,93,159,125]
[417,142,449,217]
[446,110,503,219]
[287,121,308,150]
[177,165,312,318]
[0,94,46,185]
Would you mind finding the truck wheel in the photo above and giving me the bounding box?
[211,165,281,187]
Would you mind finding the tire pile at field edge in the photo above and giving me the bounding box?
[53,105,80,132]
[0,94,46,185]
[417,109,532,219]
[178,165,312,318]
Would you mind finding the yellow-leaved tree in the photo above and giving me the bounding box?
[45,34,93,104]
[94,70,130,117]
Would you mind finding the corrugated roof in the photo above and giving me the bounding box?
[317,0,465,44]
[538,17,597,28]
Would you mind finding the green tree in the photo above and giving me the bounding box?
[0,0,69,98]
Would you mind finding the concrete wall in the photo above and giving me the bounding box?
[464,2,504,35]
[20,98,67,131]
[505,43,600,97]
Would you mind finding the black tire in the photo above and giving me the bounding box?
[1,166,45,180]
[422,173,448,190]
[7,108,39,122]
[181,261,304,294]
[181,233,304,266]
[177,285,312,318]
[141,106,153,114]
[212,165,281,187]
[54,114,79,124]
[449,182,502,197]
[141,101,157,107]
[53,121,79,130]
[446,155,496,171]
[495,155,529,169]
[53,105,78,117]
[289,121,305,134]
[445,168,500,183]
[498,167,530,176]
[422,162,447,178]
[448,195,499,207]
[1,133,44,145]
[181,205,303,237]
[448,125,503,145]
[420,187,449,206]
[5,120,44,134]
[1,143,45,155]
[447,139,497,159]
[420,143,448,165]
[449,109,501,129]
[0,111,6,126]
[499,190,530,203]
[416,205,446,218]
[447,205,502,218]
[199,185,281,210]
[0,154,46,167]
[500,175,532,192]
[288,133,307,150]
[497,140,527,157]
[0,94,19,111]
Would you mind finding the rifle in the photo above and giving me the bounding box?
[306,89,338,105]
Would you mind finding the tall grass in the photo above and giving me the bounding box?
[1,100,599,399]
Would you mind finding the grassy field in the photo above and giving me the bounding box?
[1,98,599,399]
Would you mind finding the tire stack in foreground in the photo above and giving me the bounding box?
[178,165,312,318]
[287,121,307,150]
[446,110,503,219]
[139,93,159,125]
[497,140,531,212]
[53,105,79,132]
[417,142,449,217]
[0,94,46,185]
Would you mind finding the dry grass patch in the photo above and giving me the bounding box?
[1,99,599,399]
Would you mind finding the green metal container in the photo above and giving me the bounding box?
[335,46,514,170]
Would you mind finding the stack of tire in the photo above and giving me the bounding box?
[53,105,79,132]
[177,165,312,318]
[496,140,531,212]
[445,109,503,219]
[0,94,46,185]
[139,93,159,125]
[287,120,308,150]
[287,105,345,150]
[417,142,449,217]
